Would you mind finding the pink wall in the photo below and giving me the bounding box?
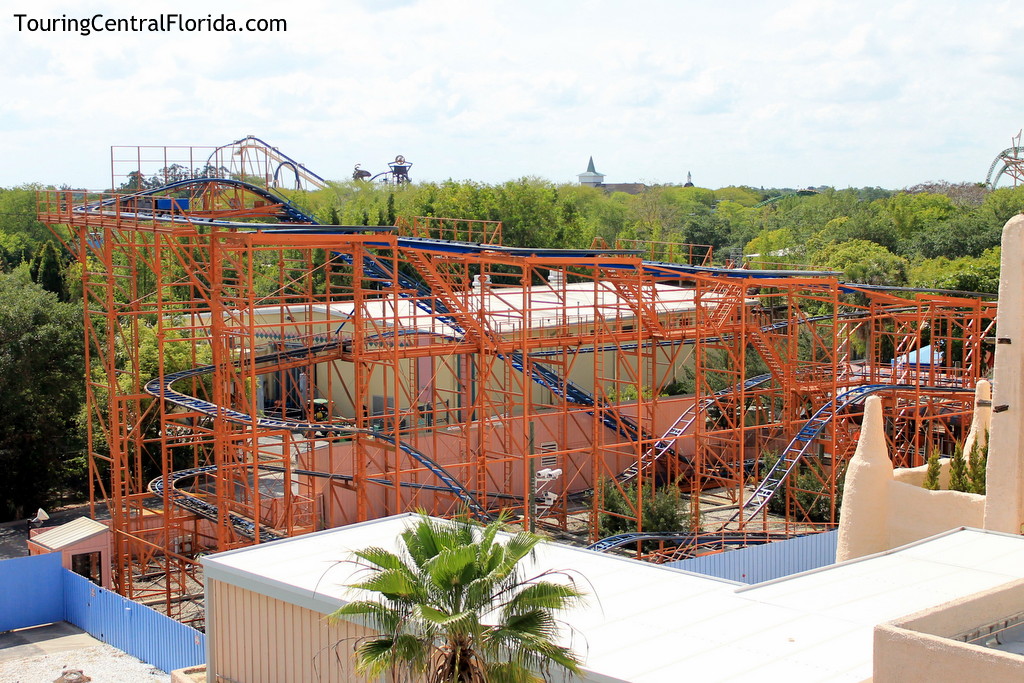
[296,396,697,526]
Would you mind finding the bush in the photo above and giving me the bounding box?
[599,480,689,538]
[763,451,844,524]
[968,435,987,495]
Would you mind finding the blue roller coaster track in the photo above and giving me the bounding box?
[587,530,791,554]
[727,382,976,524]
[587,382,976,552]
[101,180,983,546]
[145,341,493,532]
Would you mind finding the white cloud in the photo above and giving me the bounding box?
[2,0,1023,189]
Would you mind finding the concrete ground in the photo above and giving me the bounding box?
[0,623,100,663]
[0,623,169,682]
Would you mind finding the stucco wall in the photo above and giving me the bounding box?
[886,483,985,550]
[838,384,990,562]
[874,578,1024,683]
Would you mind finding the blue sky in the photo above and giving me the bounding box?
[2,0,1022,190]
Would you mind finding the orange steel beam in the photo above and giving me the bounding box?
[36,151,997,614]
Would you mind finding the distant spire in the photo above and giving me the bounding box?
[578,157,605,187]
[684,171,694,188]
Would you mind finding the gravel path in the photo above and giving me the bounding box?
[0,643,169,683]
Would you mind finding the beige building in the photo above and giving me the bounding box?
[201,515,1024,682]
[194,214,1024,682]
[215,279,711,420]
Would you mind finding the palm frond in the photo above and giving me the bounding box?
[359,567,424,600]
[353,545,409,572]
[351,633,432,677]
[333,515,587,682]
[504,581,587,614]
[424,543,478,594]
[330,600,404,632]
[484,660,544,683]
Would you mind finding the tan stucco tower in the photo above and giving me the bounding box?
[984,214,1024,534]
[836,396,893,561]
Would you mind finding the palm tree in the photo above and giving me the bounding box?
[330,514,587,683]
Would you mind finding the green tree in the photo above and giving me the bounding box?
[948,442,969,492]
[714,186,762,207]
[0,273,86,520]
[905,212,1001,260]
[923,449,941,491]
[0,186,54,269]
[981,185,1024,225]
[29,241,66,300]
[744,227,800,266]
[330,514,586,683]
[812,239,908,286]
[882,191,956,239]
[908,247,1001,294]
[968,436,987,495]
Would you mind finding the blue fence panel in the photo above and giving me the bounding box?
[63,571,205,673]
[668,530,838,584]
[0,553,64,631]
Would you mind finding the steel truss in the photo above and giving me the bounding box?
[37,146,997,612]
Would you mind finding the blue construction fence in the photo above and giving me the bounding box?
[0,552,205,673]
[668,530,838,584]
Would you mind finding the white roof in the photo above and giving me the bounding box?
[311,281,720,336]
[186,282,743,339]
[31,516,109,550]
[204,519,1024,682]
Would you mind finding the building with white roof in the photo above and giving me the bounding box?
[191,278,724,421]
[202,515,1024,682]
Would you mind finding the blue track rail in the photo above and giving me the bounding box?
[148,465,286,541]
[729,383,976,524]
[338,250,647,442]
[588,382,976,550]
[144,342,492,530]
[147,461,523,542]
[587,530,789,553]
[81,178,321,224]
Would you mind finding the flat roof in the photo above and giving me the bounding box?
[204,519,1024,682]
[30,517,108,551]
[312,281,719,335]
[192,281,739,338]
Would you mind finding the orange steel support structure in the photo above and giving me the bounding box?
[37,145,997,615]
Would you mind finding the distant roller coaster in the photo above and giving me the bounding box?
[985,130,1024,189]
